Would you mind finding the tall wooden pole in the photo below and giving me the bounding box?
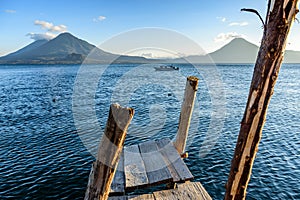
[174,76,199,155]
[225,1,299,199]
[85,104,134,200]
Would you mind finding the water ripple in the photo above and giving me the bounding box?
[0,64,299,199]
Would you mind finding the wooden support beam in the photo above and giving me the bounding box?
[174,76,199,155]
[225,1,299,199]
[85,104,134,200]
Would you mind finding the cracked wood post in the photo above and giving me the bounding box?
[174,76,199,156]
[225,0,299,199]
[85,103,134,200]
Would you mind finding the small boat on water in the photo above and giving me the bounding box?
[154,65,179,71]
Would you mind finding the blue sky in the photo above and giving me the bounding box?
[1,0,299,57]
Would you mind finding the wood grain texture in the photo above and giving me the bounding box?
[109,182,211,200]
[157,138,193,182]
[174,76,199,154]
[85,104,134,200]
[178,182,212,200]
[153,182,212,200]
[225,1,299,199]
[128,194,155,199]
[139,140,172,185]
[110,152,125,194]
[108,196,127,200]
[108,194,154,200]
[124,145,148,189]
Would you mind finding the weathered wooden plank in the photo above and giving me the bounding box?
[153,184,196,200]
[139,140,172,185]
[108,196,127,200]
[124,145,148,189]
[189,182,212,200]
[178,182,205,199]
[155,138,181,182]
[153,189,179,200]
[109,182,211,200]
[128,194,155,199]
[156,138,193,182]
[153,182,211,200]
[110,151,125,194]
[109,194,154,200]
[178,182,212,200]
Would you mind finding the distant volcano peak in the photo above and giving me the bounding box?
[0,33,299,64]
[0,32,149,64]
[55,32,78,39]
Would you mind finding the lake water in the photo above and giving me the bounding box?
[0,64,299,199]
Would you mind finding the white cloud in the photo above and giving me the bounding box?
[34,20,67,32]
[26,32,56,41]
[141,53,153,58]
[229,22,249,26]
[4,9,16,13]
[217,17,226,22]
[98,16,106,21]
[93,15,106,22]
[27,20,67,41]
[214,32,245,42]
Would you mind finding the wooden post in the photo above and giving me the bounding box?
[85,103,134,200]
[225,1,299,199]
[174,76,199,155]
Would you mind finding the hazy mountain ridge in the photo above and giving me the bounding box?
[0,33,150,64]
[3,39,48,59]
[1,33,299,64]
[210,38,300,63]
[209,38,259,63]
[176,38,300,64]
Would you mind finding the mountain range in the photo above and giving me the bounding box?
[0,33,149,64]
[175,37,300,64]
[0,32,299,64]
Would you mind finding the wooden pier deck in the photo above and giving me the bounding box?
[110,138,194,195]
[107,138,211,200]
[109,182,211,200]
[85,77,212,200]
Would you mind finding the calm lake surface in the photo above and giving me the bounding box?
[0,64,299,199]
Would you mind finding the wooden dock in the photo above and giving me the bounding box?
[84,77,212,200]
[109,182,211,200]
[110,138,194,195]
